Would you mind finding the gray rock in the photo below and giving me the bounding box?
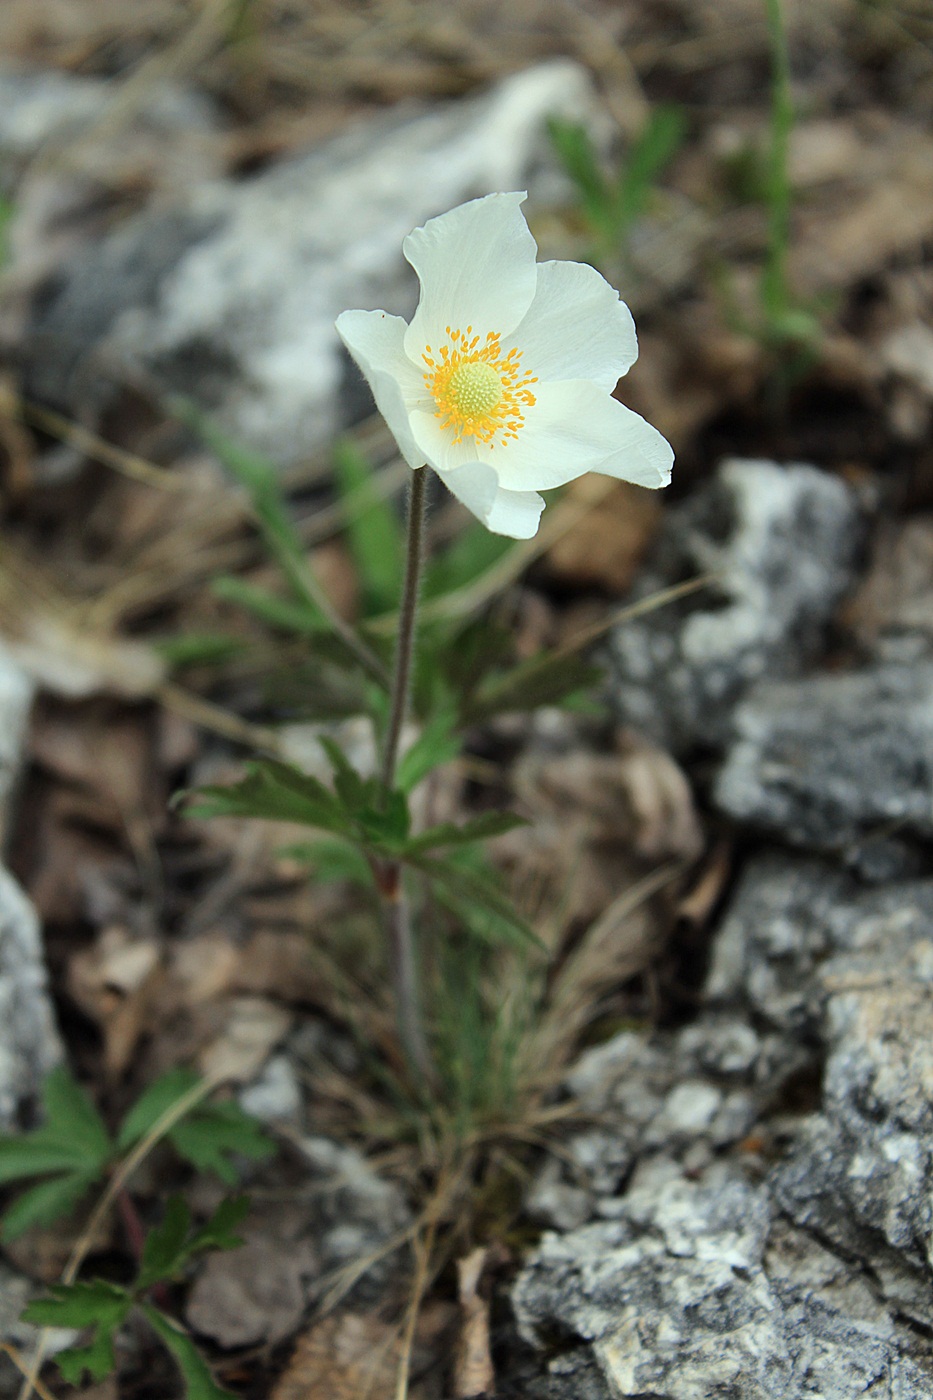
[714,661,933,876]
[0,646,33,846]
[770,875,933,1325]
[513,1166,933,1399]
[17,61,595,465]
[605,458,863,754]
[294,1134,411,1302]
[0,66,216,166]
[0,650,61,1129]
[0,867,62,1129]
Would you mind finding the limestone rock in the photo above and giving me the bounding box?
[714,660,933,877]
[0,649,61,1129]
[514,1167,933,1399]
[605,458,863,754]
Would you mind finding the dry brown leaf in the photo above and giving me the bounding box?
[196,995,292,1083]
[271,1312,401,1400]
[68,926,165,1078]
[454,1248,495,1399]
[186,1232,312,1348]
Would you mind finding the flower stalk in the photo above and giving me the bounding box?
[379,466,433,1087]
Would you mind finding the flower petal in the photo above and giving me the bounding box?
[487,380,674,492]
[437,460,544,539]
[511,260,638,390]
[406,407,481,475]
[336,309,427,469]
[403,193,538,360]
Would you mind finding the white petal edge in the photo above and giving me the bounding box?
[484,380,674,492]
[336,309,427,470]
[510,259,639,391]
[403,193,538,361]
[437,460,545,539]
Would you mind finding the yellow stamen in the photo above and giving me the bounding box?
[423,325,537,447]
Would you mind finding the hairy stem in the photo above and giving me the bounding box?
[379,467,433,1087]
[381,466,428,791]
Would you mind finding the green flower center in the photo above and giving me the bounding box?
[445,360,504,419]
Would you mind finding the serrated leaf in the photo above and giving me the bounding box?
[187,1195,250,1255]
[117,1068,203,1151]
[355,788,411,849]
[404,811,527,856]
[463,652,602,724]
[319,736,369,811]
[0,1069,111,1201]
[137,1195,248,1293]
[0,1137,95,1186]
[24,1280,130,1330]
[55,1329,119,1386]
[280,838,374,887]
[394,713,461,794]
[42,1067,111,1164]
[32,1280,129,1387]
[143,1306,236,1400]
[411,854,542,952]
[332,438,403,614]
[184,760,351,835]
[1,1169,97,1241]
[138,1196,191,1291]
[168,1102,275,1183]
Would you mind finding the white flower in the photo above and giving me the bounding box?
[336,191,673,539]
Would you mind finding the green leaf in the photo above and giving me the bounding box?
[319,736,369,811]
[138,1195,192,1290]
[394,713,461,794]
[153,633,247,669]
[187,1195,250,1255]
[170,396,329,629]
[423,523,512,600]
[184,759,351,835]
[280,838,375,887]
[143,1305,236,1400]
[136,1196,248,1292]
[212,575,323,635]
[332,438,403,614]
[463,651,602,724]
[411,854,542,952]
[0,1068,111,1194]
[168,1102,275,1184]
[404,811,527,856]
[2,1170,98,1241]
[117,1068,202,1151]
[40,1284,131,1387]
[24,1279,130,1330]
[42,1067,111,1164]
[614,104,685,233]
[55,1329,119,1387]
[546,116,613,236]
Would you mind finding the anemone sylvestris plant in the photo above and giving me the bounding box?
[336,191,673,1082]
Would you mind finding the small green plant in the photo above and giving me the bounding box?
[717,0,822,392]
[1,1067,274,1398]
[24,1195,248,1396]
[547,105,686,266]
[0,1066,273,1241]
